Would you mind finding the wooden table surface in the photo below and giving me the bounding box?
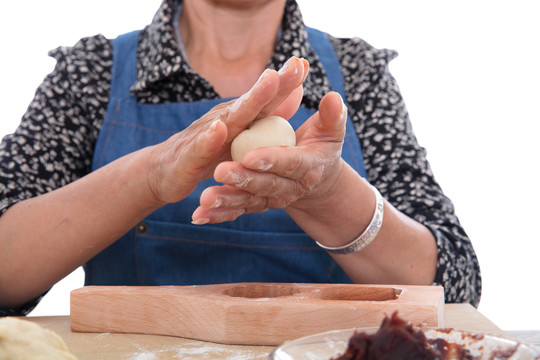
[22,303,539,360]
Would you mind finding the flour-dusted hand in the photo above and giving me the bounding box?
[0,56,308,309]
[145,57,308,206]
[192,91,347,224]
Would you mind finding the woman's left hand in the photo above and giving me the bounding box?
[192,91,348,224]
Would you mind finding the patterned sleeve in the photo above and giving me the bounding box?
[0,35,112,316]
[332,36,482,307]
[0,34,112,216]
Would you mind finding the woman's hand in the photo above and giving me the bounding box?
[145,57,309,206]
[192,91,348,224]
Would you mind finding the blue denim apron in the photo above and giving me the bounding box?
[85,27,367,286]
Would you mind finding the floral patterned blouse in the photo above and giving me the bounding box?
[0,0,481,316]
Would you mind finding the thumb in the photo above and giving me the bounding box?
[318,91,347,136]
[296,91,347,143]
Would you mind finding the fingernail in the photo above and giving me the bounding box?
[223,171,252,187]
[210,197,222,208]
[256,69,271,84]
[341,102,348,120]
[300,58,309,81]
[335,93,347,120]
[278,58,292,75]
[230,93,246,114]
[223,170,239,182]
[206,119,219,135]
[248,159,272,171]
[210,119,219,130]
[192,218,209,225]
[278,57,298,75]
[233,208,246,219]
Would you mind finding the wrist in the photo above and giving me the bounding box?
[315,184,384,254]
[286,161,379,250]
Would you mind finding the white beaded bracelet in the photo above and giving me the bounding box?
[316,185,384,255]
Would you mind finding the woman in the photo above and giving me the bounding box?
[0,0,481,315]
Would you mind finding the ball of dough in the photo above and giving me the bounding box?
[0,317,78,360]
[231,116,296,162]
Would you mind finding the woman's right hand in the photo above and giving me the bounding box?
[144,56,309,206]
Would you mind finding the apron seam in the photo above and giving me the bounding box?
[136,233,321,251]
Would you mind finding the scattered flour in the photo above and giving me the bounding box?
[173,341,269,360]
[127,340,269,360]
[129,353,157,360]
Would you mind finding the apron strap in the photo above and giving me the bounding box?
[109,30,140,100]
[306,27,347,104]
[306,27,367,178]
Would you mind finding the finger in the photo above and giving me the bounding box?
[242,146,323,188]
[295,91,347,142]
[220,58,307,143]
[258,57,308,119]
[192,206,246,225]
[269,84,304,120]
[238,92,347,180]
[224,69,280,141]
[147,119,228,204]
[318,91,348,134]
[199,185,269,210]
[184,119,228,174]
[214,161,302,208]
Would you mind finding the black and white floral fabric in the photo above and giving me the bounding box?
[0,0,481,316]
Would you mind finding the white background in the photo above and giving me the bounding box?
[1,1,539,330]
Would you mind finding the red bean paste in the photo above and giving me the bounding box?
[333,312,475,360]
